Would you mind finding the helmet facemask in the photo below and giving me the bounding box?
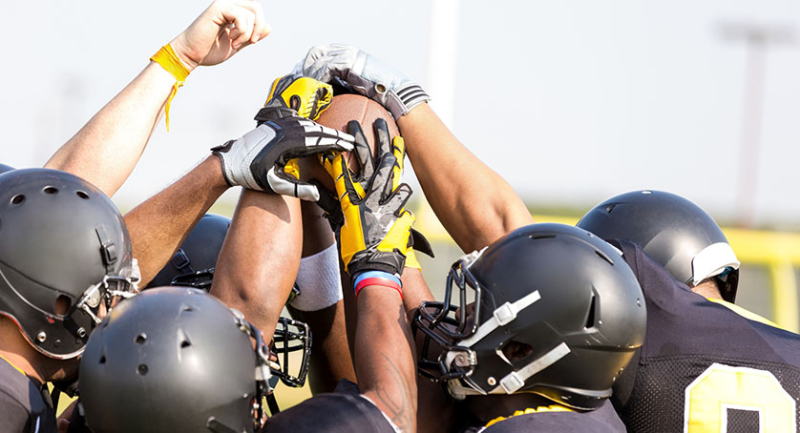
[271,316,311,388]
[415,250,484,386]
[76,259,141,326]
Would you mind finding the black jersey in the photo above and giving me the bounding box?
[0,356,57,433]
[612,240,800,433]
[263,379,397,433]
[459,400,625,433]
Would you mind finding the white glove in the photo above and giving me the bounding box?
[212,117,354,201]
[293,44,431,120]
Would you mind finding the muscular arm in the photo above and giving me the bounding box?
[45,63,174,197]
[397,104,533,252]
[45,0,270,197]
[123,156,229,286]
[356,287,417,433]
[210,190,301,339]
[401,268,456,433]
[287,201,356,394]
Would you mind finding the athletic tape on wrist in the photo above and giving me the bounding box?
[353,271,403,301]
[150,44,191,131]
[290,243,344,311]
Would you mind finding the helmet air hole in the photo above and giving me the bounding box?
[594,249,614,265]
[54,295,72,316]
[135,333,147,344]
[501,341,534,362]
[182,305,193,312]
[99,355,106,364]
[11,194,24,205]
[529,234,555,240]
[43,186,58,194]
[76,191,89,199]
[137,364,148,375]
[180,340,191,349]
[604,204,616,213]
[585,295,597,329]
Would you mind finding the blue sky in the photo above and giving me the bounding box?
[2,0,799,228]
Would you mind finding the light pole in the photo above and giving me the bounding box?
[719,22,794,228]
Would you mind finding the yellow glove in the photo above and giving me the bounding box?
[256,74,333,121]
[404,248,422,270]
[321,136,413,277]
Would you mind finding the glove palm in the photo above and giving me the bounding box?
[323,137,413,276]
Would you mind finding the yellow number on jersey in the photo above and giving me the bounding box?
[684,363,796,432]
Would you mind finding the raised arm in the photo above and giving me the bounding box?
[124,156,230,286]
[397,104,533,252]
[45,0,270,197]
[294,45,533,252]
[209,190,302,339]
[126,94,353,287]
[323,128,418,432]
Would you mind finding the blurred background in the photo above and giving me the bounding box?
[4,0,800,409]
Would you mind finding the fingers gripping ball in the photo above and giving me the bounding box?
[269,75,333,120]
[293,44,431,120]
[256,75,334,122]
[322,146,414,277]
[299,95,400,189]
[212,117,354,200]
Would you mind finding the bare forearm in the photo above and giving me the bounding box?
[210,190,302,337]
[401,268,434,321]
[357,289,417,433]
[124,155,229,286]
[398,104,533,252]
[292,201,356,393]
[45,0,271,198]
[45,62,175,197]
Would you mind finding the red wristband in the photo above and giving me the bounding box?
[354,277,403,301]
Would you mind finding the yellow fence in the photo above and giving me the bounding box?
[414,206,800,333]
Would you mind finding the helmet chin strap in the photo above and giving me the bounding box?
[460,290,542,348]
[446,342,571,399]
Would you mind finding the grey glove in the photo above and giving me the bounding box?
[293,44,431,120]
[212,117,354,201]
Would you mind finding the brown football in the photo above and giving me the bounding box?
[298,94,399,193]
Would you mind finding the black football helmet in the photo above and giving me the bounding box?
[80,287,300,433]
[146,213,300,304]
[414,223,646,410]
[577,190,740,302]
[143,213,309,386]
[146,213,232,291]
[0,169,139,359]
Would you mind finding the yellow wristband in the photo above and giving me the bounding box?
[150,44,191,131]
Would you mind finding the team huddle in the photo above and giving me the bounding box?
[1,1,799,432]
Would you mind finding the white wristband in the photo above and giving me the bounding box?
[290,243,343,311]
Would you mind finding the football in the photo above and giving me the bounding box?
[299,94,399,193]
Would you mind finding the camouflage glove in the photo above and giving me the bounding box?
[255,74,334,122]
[212,118,354,200]
[294,44,431,120]
[315,118,395,229]
[322,136,413,276]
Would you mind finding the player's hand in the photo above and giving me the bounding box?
[322,133,414,276]
[256,75,334,121]
[212,118,354,200]
[294,44,431,120]
[315,118,397,230]
[170,0,271,71]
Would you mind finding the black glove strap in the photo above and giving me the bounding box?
[349,250,407,277]
[254,106,298,123]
